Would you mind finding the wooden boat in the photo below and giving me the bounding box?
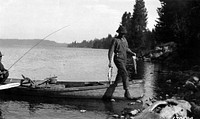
[0,76,144,100]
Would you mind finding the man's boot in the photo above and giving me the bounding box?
[124,89,133,100]
[102,84,116,101]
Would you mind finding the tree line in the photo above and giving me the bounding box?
[67,34,113,49]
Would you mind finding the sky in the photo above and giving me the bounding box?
[0,0,161,43]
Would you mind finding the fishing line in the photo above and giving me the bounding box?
[8,25,69,70]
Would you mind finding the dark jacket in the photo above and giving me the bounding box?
[108,36,134,62]
[0,62,6,71]
[0,62,9,83]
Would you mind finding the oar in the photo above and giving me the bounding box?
[0,82,20,90]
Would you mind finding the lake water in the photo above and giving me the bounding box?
[1,46,117,81]
[0,46,165,119]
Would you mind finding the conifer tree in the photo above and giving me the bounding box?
[126,0,148,49]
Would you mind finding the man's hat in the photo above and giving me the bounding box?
[116,25,127,34]
[0,51,3,57]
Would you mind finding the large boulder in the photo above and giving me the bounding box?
[134,99,192,119]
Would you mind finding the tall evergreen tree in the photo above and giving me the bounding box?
[127,0,148,49]
[155,0,188,44]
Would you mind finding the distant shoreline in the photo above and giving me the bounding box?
[0,39,68,47]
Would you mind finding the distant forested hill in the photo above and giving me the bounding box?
[67,34,113,49]
[0,39,67,47]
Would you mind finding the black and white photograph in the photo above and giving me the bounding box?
[0,0,200,118]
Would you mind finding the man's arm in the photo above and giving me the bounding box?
[0,62,6,74]
[127,48,136,56]
[124,38,136,56]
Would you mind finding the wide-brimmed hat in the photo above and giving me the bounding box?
[116,25,127,34]
[0,51,3,57]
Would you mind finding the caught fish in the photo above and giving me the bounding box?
[132,55,137,74]
[108,67,113,84]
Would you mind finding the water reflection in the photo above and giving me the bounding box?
[134,61,159,101]
[0,93,145,118]
[137,61,179,101]
[0,96,110,119]
[134,61,177,102]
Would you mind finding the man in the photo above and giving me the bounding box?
[0,51,9,84]
[103,25,136,100]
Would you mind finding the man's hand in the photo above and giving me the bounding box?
[108,61,112,68]
[132,52,136,56]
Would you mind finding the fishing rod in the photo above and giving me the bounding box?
[8,25,69,70]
